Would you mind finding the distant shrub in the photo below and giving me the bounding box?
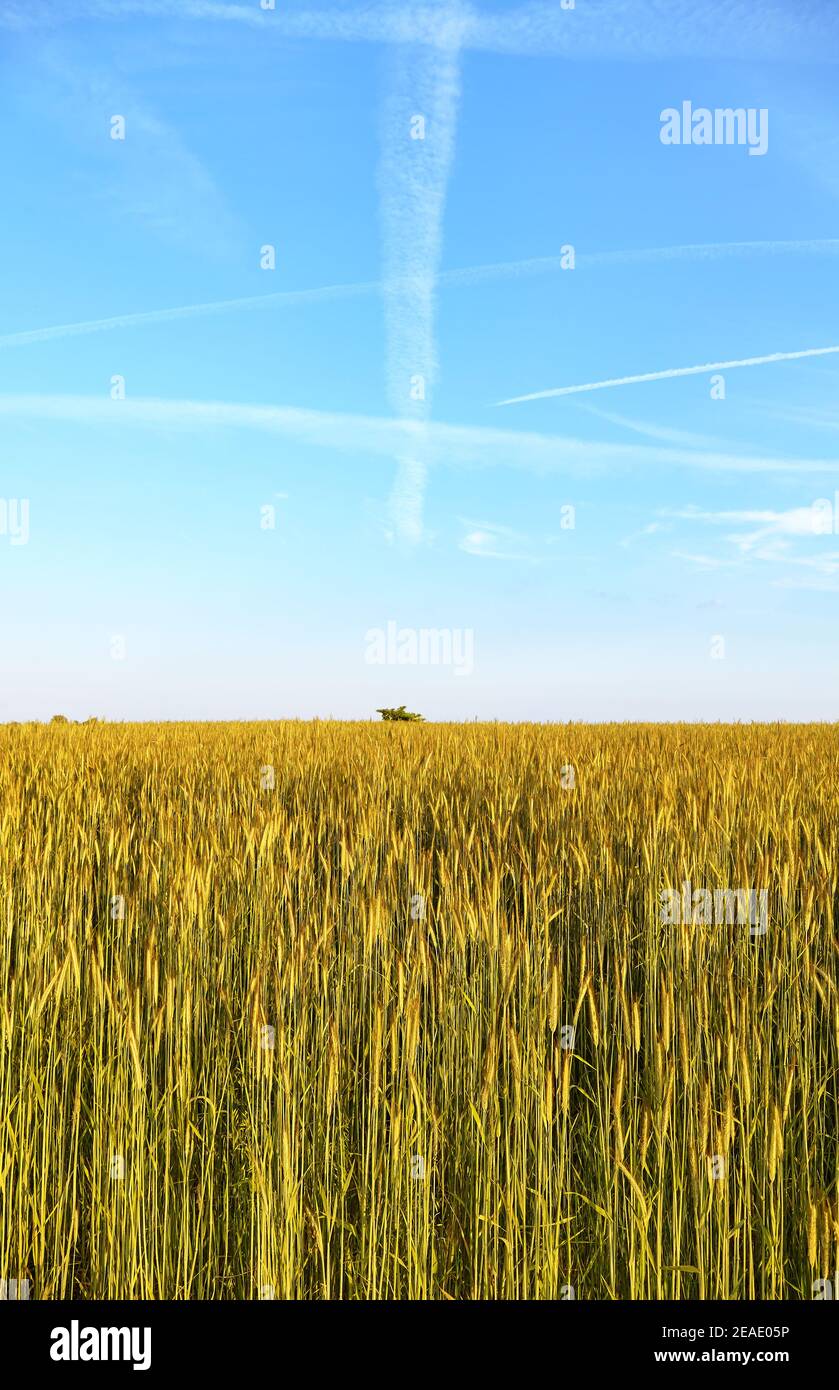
[376,706,424,722]
[50,715,70,724]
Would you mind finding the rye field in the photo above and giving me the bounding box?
[1,719,837,1300]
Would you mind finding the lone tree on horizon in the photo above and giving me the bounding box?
[376,705,424,722]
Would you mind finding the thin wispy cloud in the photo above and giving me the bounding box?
[4,239,837,351]
[620,521,669,549]
[662,503,835,552]
[575,402,730,450]
[761,545,839,572]
[379,2,465,545]
[496,346,839,406]
[780,100,839,206]
[741,399,839,432]
[664,503,839,588]
[459,520,536,562]
[27,44,239,255]
[756,544,839,585]
[773,572,839,592]
[670,550,744,572]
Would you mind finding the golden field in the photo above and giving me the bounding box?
[1,719,837,1300]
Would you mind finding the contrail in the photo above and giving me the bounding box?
[450,238,839,285]
[7,1,839,63]
[0,281,379,349]
[379,1,466,545]
[4,240,837,351]
[1,392,837,476]
[495,346,839,406]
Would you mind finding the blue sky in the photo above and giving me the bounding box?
[2,0,839,721]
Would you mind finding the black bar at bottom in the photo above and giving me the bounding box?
[1,1297,832,1378]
